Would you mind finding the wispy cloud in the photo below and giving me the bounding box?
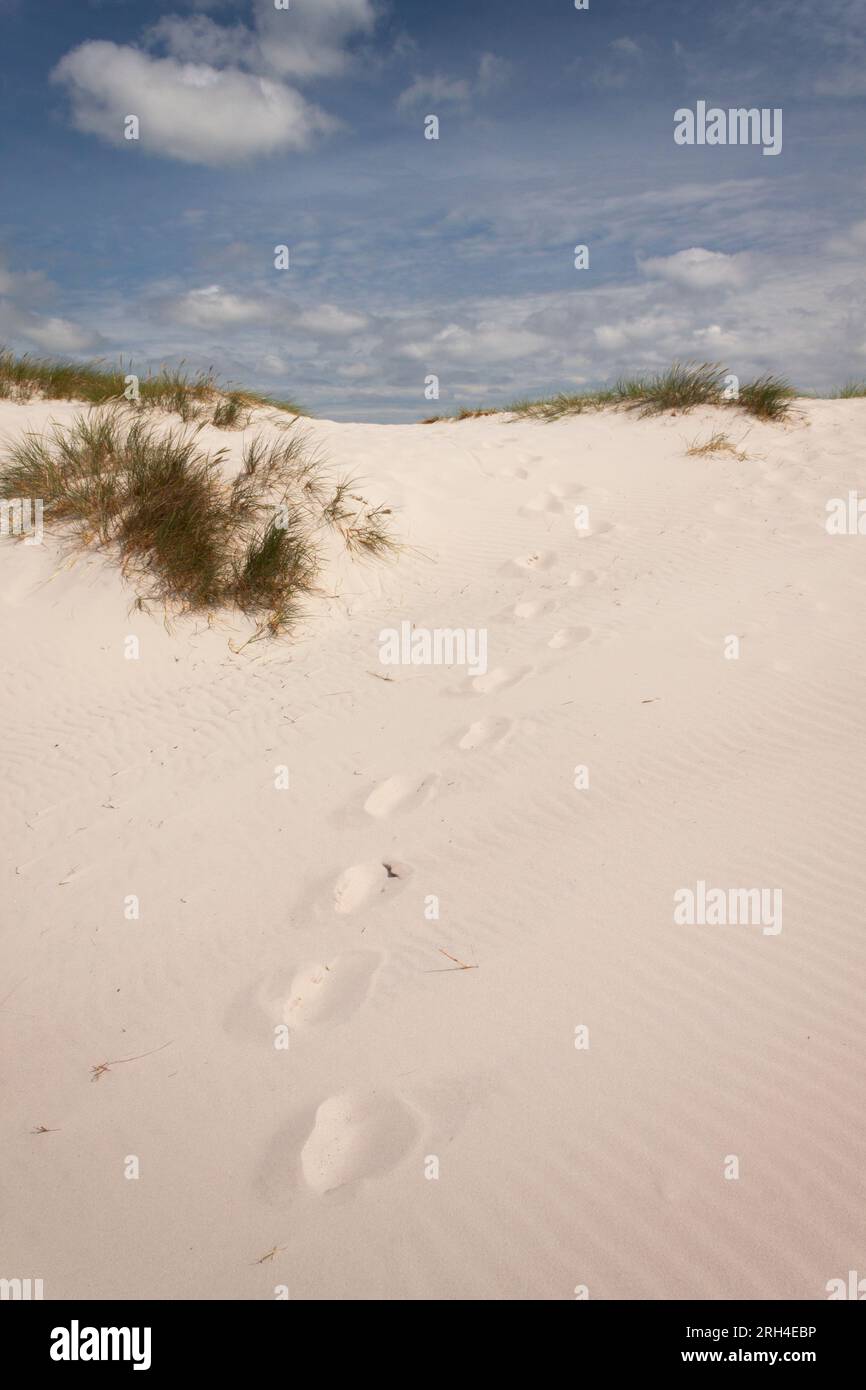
[397,52,510,113]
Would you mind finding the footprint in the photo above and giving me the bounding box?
[363,772,439,819]
[575,519,616,539]
[512,598,554,620]
[300,1090,419,1195]
[506,551,557,573]
[229,950,382,1035]
[548,625,592,649]
[333,860,412,915]
[282,951,381,1028]
[457,716,513,750]
[567,569,598,587]
[521,491,564,515]
[469,665,532,695]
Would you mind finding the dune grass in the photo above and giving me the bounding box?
[507,364,795,422]
[685,430,749,460]
[0,348,304,427]
[422,362,798,424]
[420,407,501,424]
[734,374,795,420]
[0,408,394,638]
[211,393,252,430]
[837,381,866,398]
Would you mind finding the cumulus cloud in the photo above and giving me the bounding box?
[19,315,97,353]
[594,313,682,352]
[52,0,380,165]
[640,247,749,290]
[52,42,338,165]
[147,16,258,69]
[161,285,269,328]
[0,301,97,354]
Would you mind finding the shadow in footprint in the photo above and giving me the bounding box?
[332,859,414,915]
[258,1090,420,1202]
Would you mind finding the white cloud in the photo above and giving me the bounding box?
[163,285,269,327]
[256,0,379,81]
[155,1,379,82]
[52,42,337,165]
[296,304,368,336]
[0,301,97,355]
[397,73,471,113]
[0,255,97,354]
[590,37,646,90]
[52,1,380,166]
[594,313,680,352]
[21,316,97,354]
[147,16,258,68]
[640,248,749,290]
[691,322,742,352]
[478,53,512,93]
[610,37,642,58]
[405,322,547,364]
[827,219,866,256]
[150,1,380,80]
[397,53,510,112]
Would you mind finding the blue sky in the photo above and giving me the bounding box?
[0,0,864,420]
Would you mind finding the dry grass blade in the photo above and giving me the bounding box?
[90,1041,173,1081]
[685,430,748,460]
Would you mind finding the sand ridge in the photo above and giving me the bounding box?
[1,396,865,1299]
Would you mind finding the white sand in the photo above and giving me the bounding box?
[2,396,865,1300]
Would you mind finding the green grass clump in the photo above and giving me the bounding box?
[0,347,303,427]
[211,393,251,430]
[734,373,794,420]
[614,362,729,414]
[426,362,798,424]
[507,388,616,421]
[0,409,394,639]
[837,381,866,398]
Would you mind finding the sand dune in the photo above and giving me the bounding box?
[2,396,865,1300]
